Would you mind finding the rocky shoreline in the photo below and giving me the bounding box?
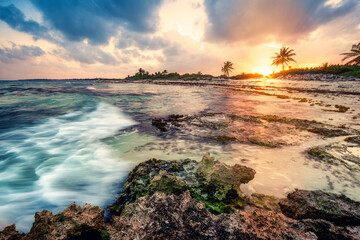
[278,73,360,82]
[1,154,360,240]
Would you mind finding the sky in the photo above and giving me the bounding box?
[0,0,359,80]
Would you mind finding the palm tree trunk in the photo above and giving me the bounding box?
[282,64,284,71]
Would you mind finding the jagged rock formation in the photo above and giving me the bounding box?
[1,154,360,239]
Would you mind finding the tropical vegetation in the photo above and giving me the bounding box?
[271,64,360,78]
[221,61,234,77]
[341,42,360,66]
[271,47,296,71]
[127,69,213,80]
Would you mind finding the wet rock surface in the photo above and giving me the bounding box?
[108,191,317,240]
[280,189,360,226]
[109,153,256,214]
[0,225,24,240]
[148,113,357,150]
[1,154,360,239]
[24,203,107,240]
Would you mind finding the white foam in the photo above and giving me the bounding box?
[0,102,136,232]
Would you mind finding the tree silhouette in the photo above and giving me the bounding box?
[271,47,296,71]
[221,61,234,77]
[341,42,360,66]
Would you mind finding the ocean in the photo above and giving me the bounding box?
[0,79,359,231]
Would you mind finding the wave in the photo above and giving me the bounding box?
[0,102,136,232]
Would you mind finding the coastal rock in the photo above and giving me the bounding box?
[4,155,360,239]
[196,153,256,191]
[280,189,360,226]
[110,153,257,214]
[302,219,360,240]
[24,203,107,240]
[0,224,24,240]
[108,191,317,240]
[345,136,360,145]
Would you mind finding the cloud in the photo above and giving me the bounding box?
[57,42,118,65]
[0,42,45,63]
[0,4,51,40]
[118,32,170,50]
[30,0,164,45]
[204,0,359,44]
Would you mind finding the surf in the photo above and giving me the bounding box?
[0,102,136,231]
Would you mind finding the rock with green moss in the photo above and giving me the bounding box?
[213,135,236,144]
[308,145,360,170]
[196,153,255,192]
[109,153,256,215]
[308,147,336,164]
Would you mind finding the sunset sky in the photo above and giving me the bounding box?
[0,0,359,80]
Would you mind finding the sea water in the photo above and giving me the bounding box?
[0,79,359,232]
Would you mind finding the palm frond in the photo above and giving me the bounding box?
[341,42,360,66]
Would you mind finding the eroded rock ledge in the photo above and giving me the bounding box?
[1,154,360,240]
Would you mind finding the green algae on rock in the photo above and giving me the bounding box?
[109,153,256,215]
[308,144,360,170]
[213,135,236,144]
[2,155,360,239]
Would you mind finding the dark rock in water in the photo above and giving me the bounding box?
[213,135,236,144]
[152,118,168,132]
[302,219,360,240]
[23,203,108,240]
[345,136,360,145]
[0,224,24,240]
[307,127,351,137]
[108,191,317,240]
[280,189,360,226]
[308,147,336,164]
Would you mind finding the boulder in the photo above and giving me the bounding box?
[196,153,256,190]
[280,189,360,226]
[0,224,24,240]
[108,191,317,240]
[24,203,108,240]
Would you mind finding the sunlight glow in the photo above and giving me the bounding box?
[253,67,273,76]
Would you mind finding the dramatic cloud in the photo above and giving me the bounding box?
[204,0,359,43]
[0,43,44,63]
[0,0,360,79]
[57,42,118,65]
[0,4,51,40]
[30,0,164,45]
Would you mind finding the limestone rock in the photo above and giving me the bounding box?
[280,189,360,226]
[0,224,24,240]
[197,153,256,190]
[108,191,317,240]
[24,203,107,240]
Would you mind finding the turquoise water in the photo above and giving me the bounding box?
[1,79,359,232]
[0,80,225,231]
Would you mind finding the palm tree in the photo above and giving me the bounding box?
[221,61,234,77]
[271,47,296,71]
[341,42,360,66]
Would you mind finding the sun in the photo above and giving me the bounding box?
[253,67,273,76]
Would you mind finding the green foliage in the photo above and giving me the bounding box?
[271,64,360,78]
[221,61,234,77]
[126,69,213,80]
[341,42,360,66]
[271,47,296,71]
